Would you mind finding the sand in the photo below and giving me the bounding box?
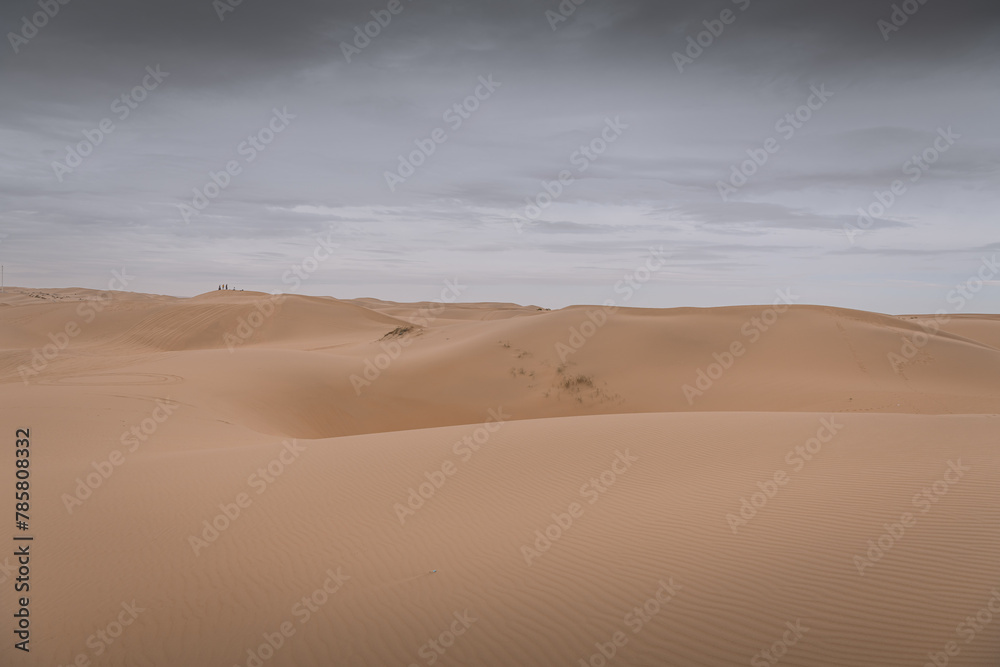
[1,287,998,666]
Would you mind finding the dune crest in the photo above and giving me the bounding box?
[1,287,997,666]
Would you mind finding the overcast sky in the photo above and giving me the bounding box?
[2,0,998,312]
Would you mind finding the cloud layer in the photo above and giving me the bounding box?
[2,0,998,312]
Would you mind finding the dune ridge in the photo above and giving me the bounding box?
[0,287,997,666]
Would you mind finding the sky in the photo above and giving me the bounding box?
[2,0,999,313]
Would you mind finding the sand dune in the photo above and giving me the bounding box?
[2,289,998,437]
[0,287,997,666]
